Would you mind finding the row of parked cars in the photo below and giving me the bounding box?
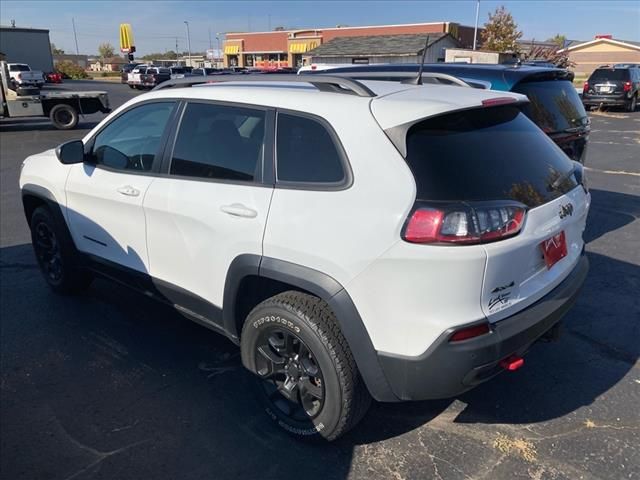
[120,62,297,89]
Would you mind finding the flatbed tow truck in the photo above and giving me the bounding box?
[0,61,111,130]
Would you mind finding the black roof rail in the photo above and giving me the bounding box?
[152,74,377,97]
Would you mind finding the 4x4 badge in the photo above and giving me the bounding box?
[559,203,574,219]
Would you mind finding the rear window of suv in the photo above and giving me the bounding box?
[405,106,578,208]
[513,80,587,134]
[588,69,629,82]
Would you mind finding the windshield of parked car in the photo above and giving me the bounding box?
[513,80,588,134]
[9,64,30,72]
[405,106,578,208]
[588,69,629,82]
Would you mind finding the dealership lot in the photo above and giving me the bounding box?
[1,81,638,480]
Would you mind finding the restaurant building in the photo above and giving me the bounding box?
[223,21,477,69]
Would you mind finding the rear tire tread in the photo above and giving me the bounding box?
[245,291,371,440]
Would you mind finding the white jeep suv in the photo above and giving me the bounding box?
[19,75,590,441]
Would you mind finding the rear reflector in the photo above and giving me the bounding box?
[403,201,526,245]
[499,355,524,371]
[449,323,491,342]
[482,97,518,107]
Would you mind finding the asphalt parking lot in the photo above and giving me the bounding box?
[1,80,638,480]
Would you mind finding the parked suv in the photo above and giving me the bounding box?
[20,75,589,441]
[582,66,639,112]
[304,64,591,163]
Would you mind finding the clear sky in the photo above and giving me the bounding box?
[1,0,638,56]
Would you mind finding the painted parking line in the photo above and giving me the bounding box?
[584,166,640,177]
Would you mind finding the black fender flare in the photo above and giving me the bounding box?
[21,184,80,255]
[222,255,399,402]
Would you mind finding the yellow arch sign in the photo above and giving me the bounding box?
[119,24,135,52]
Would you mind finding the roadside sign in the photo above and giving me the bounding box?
[119,23,135,53]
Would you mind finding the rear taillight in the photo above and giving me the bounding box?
[403,201,527,245]
[449,322,491,342]
[623,81,632,92]
[583,81,589,93]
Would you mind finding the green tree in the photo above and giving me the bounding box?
[98,42,116,60]
[481,5,523,53]
[50,43,65,55]
[547,34,567,48]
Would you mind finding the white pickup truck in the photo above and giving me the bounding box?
[8,63,45,88]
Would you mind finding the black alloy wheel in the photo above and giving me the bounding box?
[33,220,64,284]
[255,328,325,421]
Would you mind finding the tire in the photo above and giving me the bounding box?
[49,104,79,130]
[128,84,135,89]
[30,206,92,294]
[627,94,637,112]
[241,291,371,441]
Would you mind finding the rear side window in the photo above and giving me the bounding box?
[589,69,629,82]
[10,64,30,72]
[276,113,345,185]
[405,106,578,208]
[513,80,587,133]
[171,102,265,182]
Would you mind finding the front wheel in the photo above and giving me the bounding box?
[30,206,92,294]
[241,291,371,441]
[49,104,79,130]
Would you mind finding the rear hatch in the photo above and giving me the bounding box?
[585,68,630,96]
[383,102,590,322]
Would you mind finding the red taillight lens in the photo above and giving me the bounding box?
[449,323,491,342]
[623,81,632,92]
[583,81,589,93]
[403,202,526,245]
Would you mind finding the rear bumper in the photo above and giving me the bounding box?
[377,254,589,401]
[583,94,630,106]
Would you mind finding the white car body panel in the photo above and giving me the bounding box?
[144,178,273,307]
[65,163,154,272]
[19,149,71,212]
[481,187,590,322]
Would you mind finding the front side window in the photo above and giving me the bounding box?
[170,102,265,181]
[91,102,175,171]
[276,113,345,185]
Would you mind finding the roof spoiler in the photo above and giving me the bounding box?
[152,74,377,97]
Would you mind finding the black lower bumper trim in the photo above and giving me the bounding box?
[377,255,589,401]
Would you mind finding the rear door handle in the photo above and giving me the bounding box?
[117,185,140,197]
[220,203,258,218]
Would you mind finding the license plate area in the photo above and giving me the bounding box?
[541,231,567,269]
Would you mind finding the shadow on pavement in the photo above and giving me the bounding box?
[584,188,640,244]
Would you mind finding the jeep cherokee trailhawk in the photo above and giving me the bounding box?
[20,75,590,440]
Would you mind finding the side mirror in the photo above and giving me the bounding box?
[55,140,85,164]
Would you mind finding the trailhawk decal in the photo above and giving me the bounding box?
[488,281,518,313]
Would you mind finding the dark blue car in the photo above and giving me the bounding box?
[303,63,590,163]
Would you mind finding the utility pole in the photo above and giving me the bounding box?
[184,21,192,67]
[175,37,179,60]
[216,33,222,68]
[72,17,80,54]
[208,27,213,50]
[473,0,480,51]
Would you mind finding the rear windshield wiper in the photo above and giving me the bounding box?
[550,164,576,191]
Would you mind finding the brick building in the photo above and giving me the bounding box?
[223,21,477,69]
[560,36,640,76]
